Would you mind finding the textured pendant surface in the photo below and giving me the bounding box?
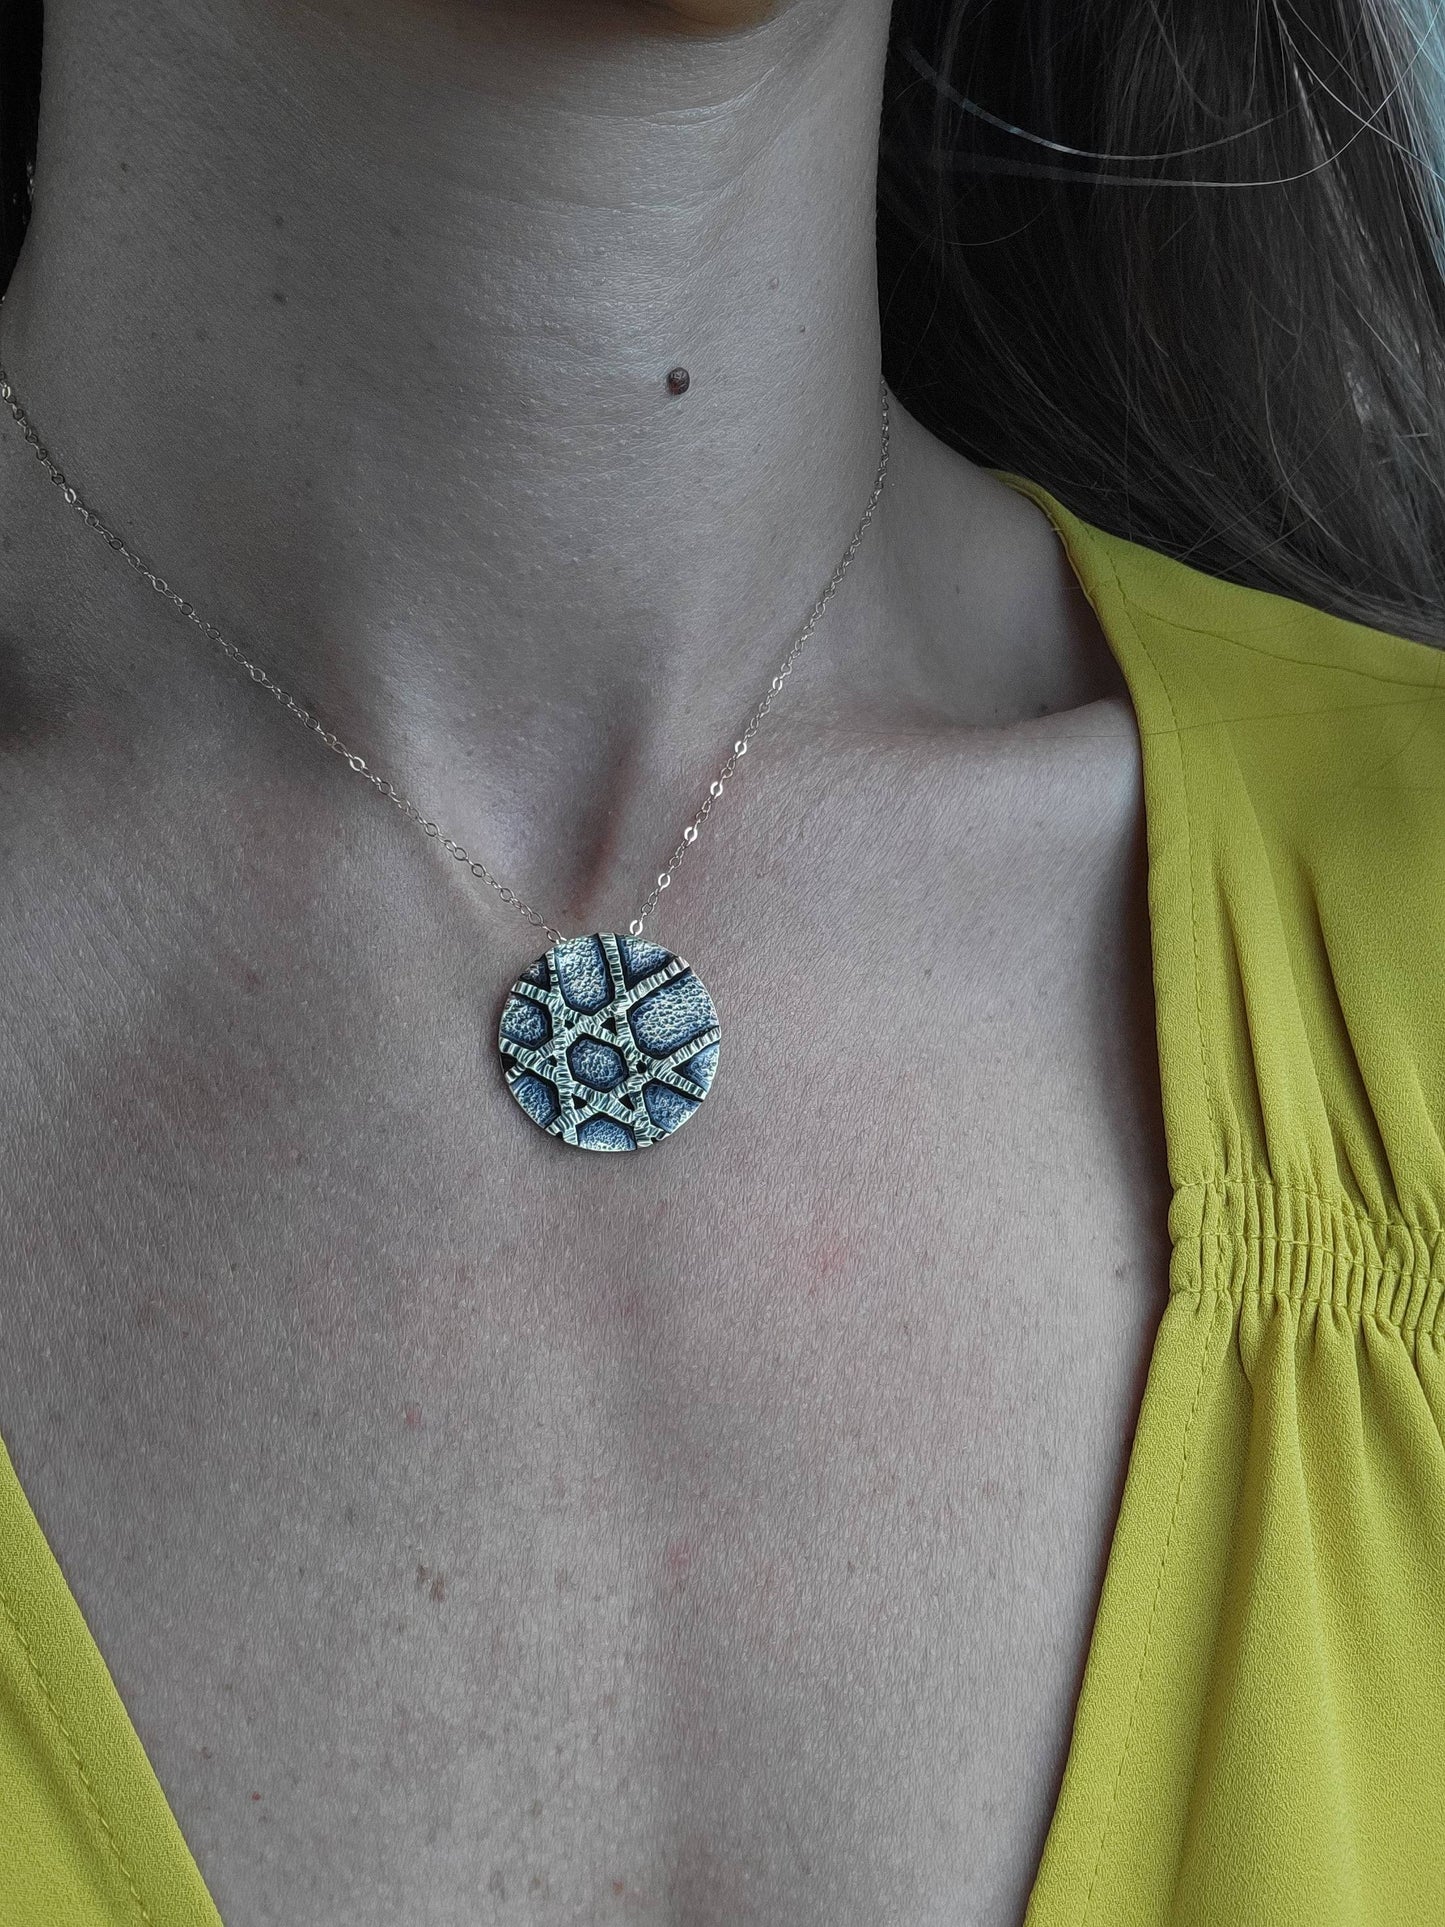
[498,932,722,1151]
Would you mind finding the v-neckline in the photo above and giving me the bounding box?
[1,469,1181,1926]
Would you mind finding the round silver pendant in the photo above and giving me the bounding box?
[498,932,722,1151]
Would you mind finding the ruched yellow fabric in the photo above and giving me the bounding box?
[2,471,1442,1924]
[1001,473,1445,1926]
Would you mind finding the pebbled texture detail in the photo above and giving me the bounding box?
[496,932,721,1151]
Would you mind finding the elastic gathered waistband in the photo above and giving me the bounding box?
[1167,1174,1445,1343]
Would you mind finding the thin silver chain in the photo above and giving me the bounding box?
[0,343,890,947]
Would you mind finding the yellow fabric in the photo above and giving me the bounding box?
[0,1431,222,1925]
[1002,473,1445,1925]
[3,472,1444,1924]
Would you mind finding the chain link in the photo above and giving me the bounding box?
[0,350,890,947]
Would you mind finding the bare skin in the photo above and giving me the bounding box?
[0,1,1173,1923]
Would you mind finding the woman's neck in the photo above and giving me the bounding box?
[0,0,957,912]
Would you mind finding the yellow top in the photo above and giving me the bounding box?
[4,472,1445,1925]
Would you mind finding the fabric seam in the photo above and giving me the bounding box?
[1025,483,1227,1911]
[1180,1173,1433,1223]
[1100,599,1444,692]
[0,1571,156,1925]
[1174,1267,1445,1337]
[1033,487,1219,1171]
[988,471,1445,690]
[1078,1302,1216,1925]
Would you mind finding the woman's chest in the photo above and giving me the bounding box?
[0,707,1174,1924]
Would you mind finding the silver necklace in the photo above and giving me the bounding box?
[0,344,891,1151]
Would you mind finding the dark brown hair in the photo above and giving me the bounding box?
[877,0,1445,643]
[0,0,39,298]
[4,0,1443,643]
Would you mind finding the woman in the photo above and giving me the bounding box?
[1,0,1442,1921]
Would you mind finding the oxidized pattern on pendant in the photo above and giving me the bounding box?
[498,932,721,1150]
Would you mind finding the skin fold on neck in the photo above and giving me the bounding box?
[0,0,1115,928]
